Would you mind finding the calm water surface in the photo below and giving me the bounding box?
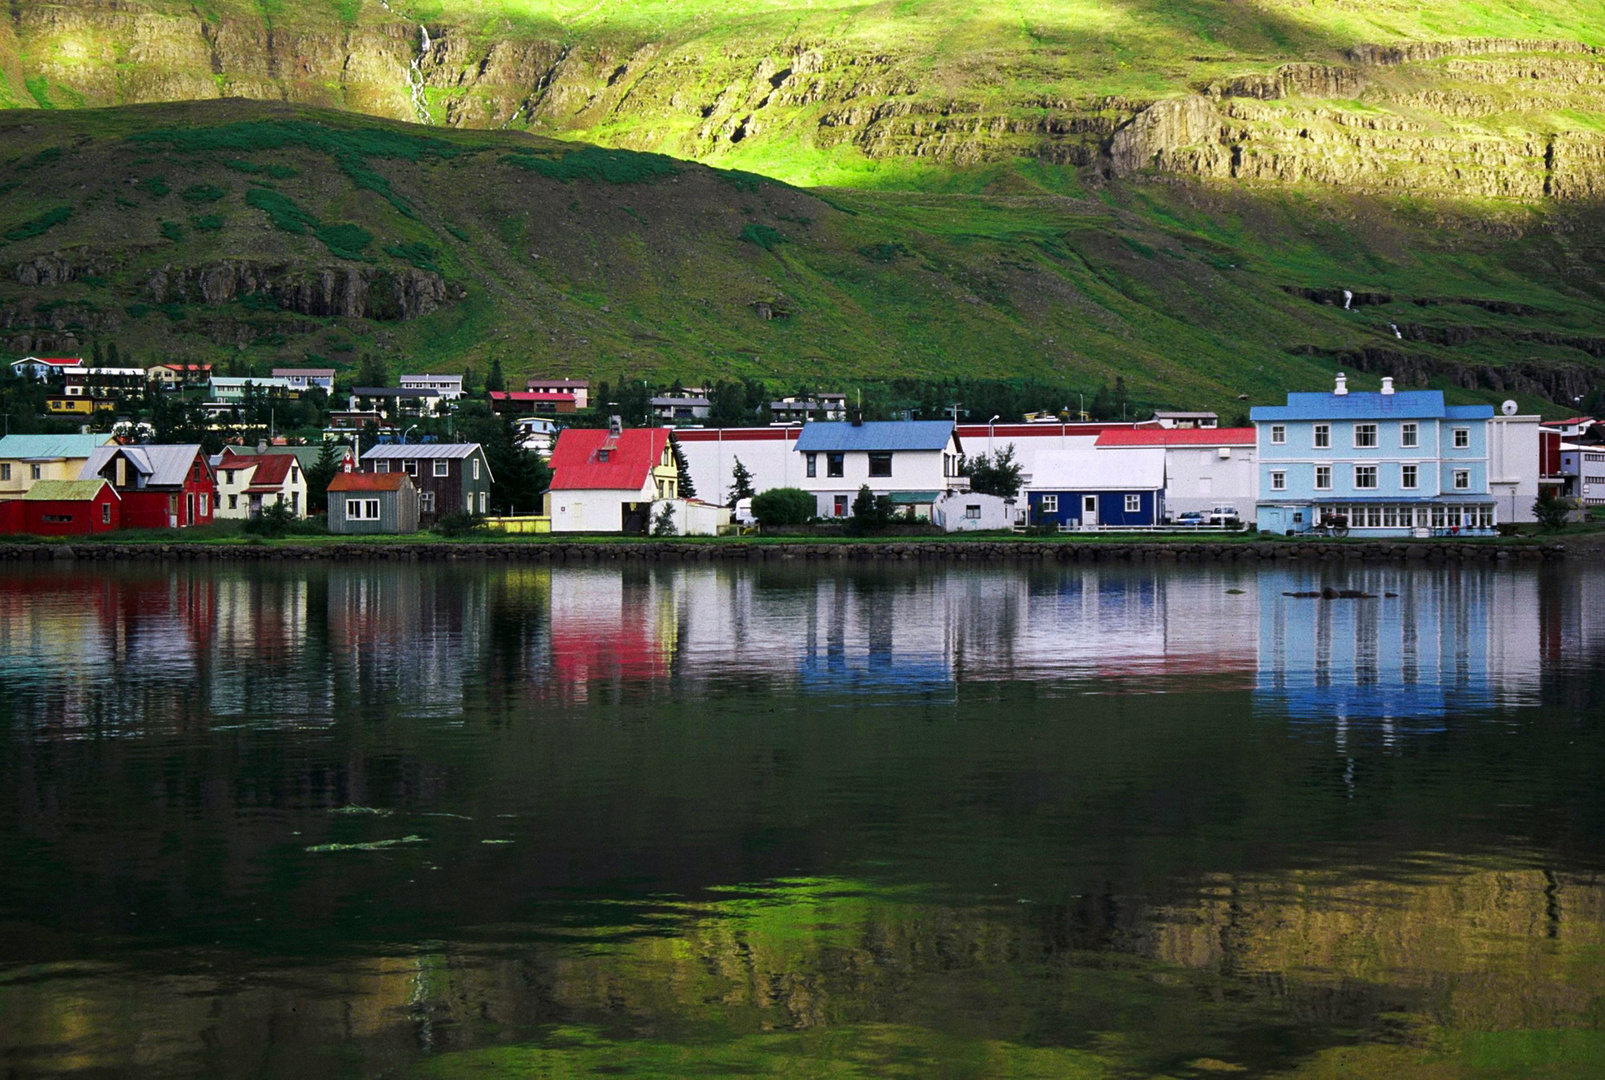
[1,560,1602,1079]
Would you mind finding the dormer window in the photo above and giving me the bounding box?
[598,450,610,463]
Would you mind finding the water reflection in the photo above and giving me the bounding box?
[0,560,1603,1078]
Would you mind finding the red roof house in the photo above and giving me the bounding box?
[79,445,216,529]
[547,426,677,533]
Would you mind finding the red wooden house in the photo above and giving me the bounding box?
[17,480,121,535]
[79,444,217,529]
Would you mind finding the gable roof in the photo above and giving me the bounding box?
[81,444,205,487]
[0,433,115,461]
[23,479,118,502]
[549,427,670,491]
[329,472,411,492]
[223,444,341,470]
[14,357,82,368]
[271,368,336,378]
[219,454,296,490]
[1252,390,1495,422]
[1097,427,1256,448]
[363,443,484,460]
[1029,448,1166,491]
[794,420,956,453]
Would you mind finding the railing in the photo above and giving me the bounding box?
[484,515,551,534]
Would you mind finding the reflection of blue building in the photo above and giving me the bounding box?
[1253,568,1515,725]
[1252,374,1497,536]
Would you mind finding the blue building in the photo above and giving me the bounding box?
[1025,449,1166,529]
[1252,375,1497,536]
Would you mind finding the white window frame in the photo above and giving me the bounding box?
[434,460,450,477]
[1314,465,1332,490]
[1453,470,1470,490]
[964,505,981,520]
[1124,494,1141,513]
[0,464,9,481]
[375,460,390,474]
[1040,494,1059,514]
[1353,424,1377,449]
[473,457,481,480]
[1453,427,1470,449]
[346,498,364,520]
[1354,464,1378,489]
[31,464,42,481]
[365,499,380,519]
[419,491,435,514]
[1270,424,1286,445]
[1313,424,1330,449]
[1401,464,1418,490]
[405,460,417,475]
[479,491,487,513]
[1270,470,1286,492]
[1401,422,1418,448]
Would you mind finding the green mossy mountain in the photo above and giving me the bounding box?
[3,101,1602,414]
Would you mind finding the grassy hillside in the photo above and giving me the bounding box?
[2,100,1602,415]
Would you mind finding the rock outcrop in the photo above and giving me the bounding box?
[144,261,458,321]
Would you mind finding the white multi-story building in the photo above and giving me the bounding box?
[398,373,465,400]
[272,368,336,393]
[793,420,966,519]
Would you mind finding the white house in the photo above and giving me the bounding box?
[1095,426,1257,521]
[272,367,336,393]
[1489,411,1542,522]
[525,377,590,409]
[211,452,308,519]
[10,356,82,382]
[398,373,465,400]
[932,491,1013,532]
[210,376,296,402]
[547,424,680,534]
[794,420,965,519]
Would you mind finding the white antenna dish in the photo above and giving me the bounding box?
[1502,400,1518,416]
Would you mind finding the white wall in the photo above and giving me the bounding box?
[985,435,1100,488]
[550,483,652,532]
[933,492,1013,531]
[1145,444,1258,519]
[802,446,958,517]
[676,432,802,504]
[1489,415,1541,521]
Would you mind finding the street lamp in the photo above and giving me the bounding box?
[988,415,1000,455]
[403,424,418,444]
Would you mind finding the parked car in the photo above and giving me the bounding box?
[1173,512,1206,526]
[1206,505,1240,525]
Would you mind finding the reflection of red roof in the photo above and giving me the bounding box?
[1096,427,1256,447]
[489,391,576,403]
[550,427,670,491]
[328,472,409,492]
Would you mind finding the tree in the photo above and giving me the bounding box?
[461,410,551,514]
[709,380,751,427]
[304,439,344,516]
[669,433,695,499]
[848,484,894,535]
[484,357,505,393]
[1534,490,1574,531]
[461,365,476,397]
[728,457,755,507]
[965,444,1023,499]
[92,341,104,366]
[106,342,120,367]
[750,487,816,527]
[357,353,387,389]
[651,502,678,536]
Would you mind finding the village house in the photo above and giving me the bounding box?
[525,378,590,409]
[361,443,493,524]
[352,386,451,417]
[63,367,148,397]
[547,423,679,533]
[793,419,965,519]
[212,453,307,519]
[271,367,336,393]
[45,395,118,417]
[488,390,578,415]
[327,472,420,534]
[0,479,122,536]
[146,363,213,389]
[931,491,1014,532]
[398,373,465,401]
[0,433,117,497]
[1025,448,1167,529]
[79,444,217,528]
[1151,410,1219,429]
[9,356,83,382]
[651,394,712,423]
[210,376,298,402]
[769,394,848,424]
[1095,427,1257,521]
[1253,375,1499,536]
[226,441,357,475]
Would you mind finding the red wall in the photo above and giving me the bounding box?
[111,453,217,529]
[1540,429,1562,478]
[0,499,22,534]
[23,492,121,535]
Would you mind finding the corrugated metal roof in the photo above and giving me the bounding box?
[272,368,336,378]
[23,479,116,501]
[1097,427,1256,447]
[80,445,205,487]
[887,490,941,503]
[0,433,115,460]
[329,472,410,492]
[364,443,483,459]
[353,386,438,398]
[222,454,295,489]
[795,421,955,452]
[1252,390,1495,422]
[549,428,670,490]
[1029,449,1165,490]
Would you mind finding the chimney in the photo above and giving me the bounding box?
[1334,372,1348,396]
[1380,376,1395,396]
[851,410,863,427]
[608,414,623,436]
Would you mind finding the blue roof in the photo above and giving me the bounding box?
[794,420,955,452]
[1251,390,1493,422]
[0,433,114,460]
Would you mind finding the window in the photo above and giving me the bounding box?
[30,464,42,481]
[833,494,848,517]
[1270,425,1286,445]
[1401,422,1418,448]
[467,493,474,512]
[479,492,487,513]
[346,498,364,519]
[1401,464,1418,489]
[101,503,111,525]
[1314,465,1332,490]
[868,452,893,477]
[1354,424,1377,448]
[434,460,450,477]
[473,458,481,480]
[806,453,817,478]
[597,450,610,463]
[366,499,380,519]
[1355,465,1378,489]
[1454,470,1470,490]
[405,460,417,475]
[1453,427,1469,449]
[965,504,981,520]
[224,470,234,484]
[228,494,238,509]
[420,491,435,513]
[1041,495,1059,514]
[41,514,73,523]
[1314,424,1330,449]
[1124,494,1141,513]
[375,460,390,474]
[827,453,844,478]
[0,464,9,481]
[1270,470,1286,492]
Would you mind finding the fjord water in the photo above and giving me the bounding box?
[1,561,1602,1079]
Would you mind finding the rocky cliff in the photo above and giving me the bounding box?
[6,3,1605,200]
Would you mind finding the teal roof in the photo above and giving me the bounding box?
[887,490,941,504]
[0,433,114,461]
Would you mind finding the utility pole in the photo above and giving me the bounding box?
[946,402,964,422]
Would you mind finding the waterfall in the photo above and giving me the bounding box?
[1390,323,1402,339]
[1342,289,1353,310]
[407,24,433,125]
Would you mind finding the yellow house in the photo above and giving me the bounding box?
[46,396,117,416]
[0,433,118,496]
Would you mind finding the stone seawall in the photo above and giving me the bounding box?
[0,540,1569,565]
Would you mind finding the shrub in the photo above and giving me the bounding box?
[1533,491,1574,531]
[651,502,678,536]
[385,241,440,273]
[740,223,787,250]
[139,176,170,197]
[182,184,227,203]
[5,206,72,242]
[246,187,318,234]
[433,510,487,537]
[160,221,185,242]
[314,222,373,259]
[751,487,816,527]
[847,484,895,535]
[242,500,297,538]
[192,214,225,232]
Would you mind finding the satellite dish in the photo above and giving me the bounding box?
[1502,400,1518,416]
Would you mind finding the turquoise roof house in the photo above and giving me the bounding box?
[1251,374,1497,536]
